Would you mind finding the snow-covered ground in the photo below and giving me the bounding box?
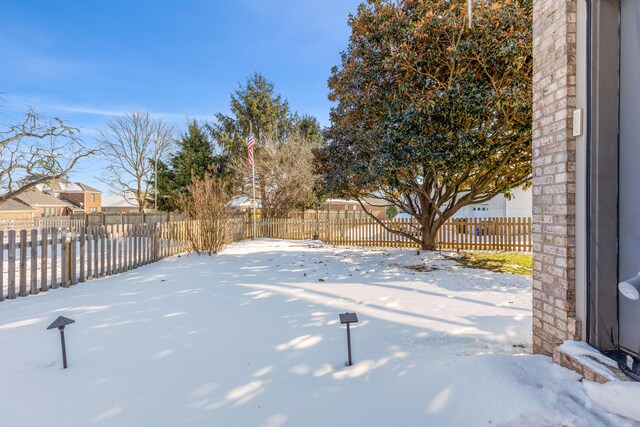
[0,239,634,426]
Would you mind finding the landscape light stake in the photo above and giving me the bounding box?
[339,312,359,366]
[47,316,75,369]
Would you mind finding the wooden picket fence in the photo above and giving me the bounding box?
[244,216,532,252]
[0,216,529,303]
[0,221,202,302]
[0,212,182,232]
[0,216,85,232]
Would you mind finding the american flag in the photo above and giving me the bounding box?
[247,134,256,166]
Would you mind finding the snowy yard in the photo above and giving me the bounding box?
[0,239,633,426]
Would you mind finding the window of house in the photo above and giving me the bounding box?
[92,194,96,203]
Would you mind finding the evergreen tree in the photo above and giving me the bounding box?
[293,114,323,144]
[208,73,294,159]
[208,73,325,216]
[157,120,227,211]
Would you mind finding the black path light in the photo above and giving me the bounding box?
[339,312,359,367]
[47,316,75,369]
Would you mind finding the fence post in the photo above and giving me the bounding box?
[106,225,112,276]
[70,228,77,285]
[87,226,93,279]
[41,228,49,291]
[123,223,127,270]
[154,223,158,261]
[111,225,117,273]
[79,227,86,282]
[19,229,27,296]
[100,225,106,277]
[60,228,68,288]
[51,229,58,289]
[133,224,139,268]
[94,225,99,277]
[0,230,3,301]
[30,229,38,294]
[7,230,16,299]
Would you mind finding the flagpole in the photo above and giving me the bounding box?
[250,122,257,240]
[252,149,257,240]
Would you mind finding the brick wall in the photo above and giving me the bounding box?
[84,192,102,213]
[60,192,84,210]
[531,0,580,355]
[552,346,630,383]
[60,192,102,213]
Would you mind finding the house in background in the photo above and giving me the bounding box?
[229,196,260,211]
[0,199,35,219]
[13,190,71,217]
[324,198,387,219]
[38,180,102,213]
[452,187,532,219]
[102,193,140,213]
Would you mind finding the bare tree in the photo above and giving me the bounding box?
[179,171,235,254]
[99,111,173,212]
[0,109,95,203]
[234,133,319,219]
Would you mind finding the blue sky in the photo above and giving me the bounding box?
[0,0,361,193]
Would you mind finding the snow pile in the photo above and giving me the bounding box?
[584,381,640,423]
[0,239,632,426]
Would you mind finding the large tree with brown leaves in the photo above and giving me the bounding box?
[318,0,532,249]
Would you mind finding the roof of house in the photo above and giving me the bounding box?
[14,190,69,207]
[325,199,359,205]
[325,198,388,206]
[102,193,139,208]
[62,201,84,212]
[229,196,261,208]
[0,198,35,212]
[38,180,102,194]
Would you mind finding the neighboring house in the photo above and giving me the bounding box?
[229,196,260,211]
[102,193,140,213]
[370,188,532,222]
[62,201,85,215]
[324,198,387,219]
[0,198,35,219]
[532,0,640,380]
[452,187,532,219]
[38,180,102,213]
[13,190,71,217]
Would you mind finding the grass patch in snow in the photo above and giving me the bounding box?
[448,252,532,276]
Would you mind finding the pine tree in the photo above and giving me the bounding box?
[157,120,227,211]
[208,73,294,159]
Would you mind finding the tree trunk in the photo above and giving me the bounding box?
[420,221,439,251]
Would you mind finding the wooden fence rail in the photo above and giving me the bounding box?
[0,212,186,232]
[244,217,532,252]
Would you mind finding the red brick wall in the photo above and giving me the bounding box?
[60,192,102,213]
[84,192,102,213]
